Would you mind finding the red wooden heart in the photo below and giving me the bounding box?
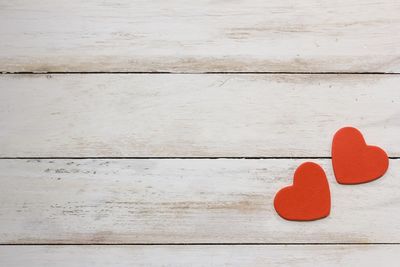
[274,162,331,221]
[332,127,389,185]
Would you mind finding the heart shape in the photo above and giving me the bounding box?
[332,127,389,185]
[274,162,331,221]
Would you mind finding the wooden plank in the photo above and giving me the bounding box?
[0,159,399,243]
[1,74,399,157]
[1,245,399,266]
[1,0,400,72]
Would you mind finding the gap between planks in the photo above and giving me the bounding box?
[0,157,399,160]
[2,72,400,75]
[1,243,400,246]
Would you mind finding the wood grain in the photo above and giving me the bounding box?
[1,0,400,72]
[0,159,399,244]
[1,74,399,157]
[1,245,399,266]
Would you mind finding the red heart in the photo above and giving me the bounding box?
[332,127,389,185]
[274,162,331,221]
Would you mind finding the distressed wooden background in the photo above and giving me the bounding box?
[0,0,400,266]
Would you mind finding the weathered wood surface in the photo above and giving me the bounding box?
[1,74,399,157]
[1,0,400,73]
[0,159,399,244]
[1,245,399,266]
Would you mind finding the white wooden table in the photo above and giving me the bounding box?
[0,1,399,266]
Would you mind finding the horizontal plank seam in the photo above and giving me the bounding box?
[0,157,332,159]
[0,157,399,160]
[1,243,400,246]
[2,72,400,75]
